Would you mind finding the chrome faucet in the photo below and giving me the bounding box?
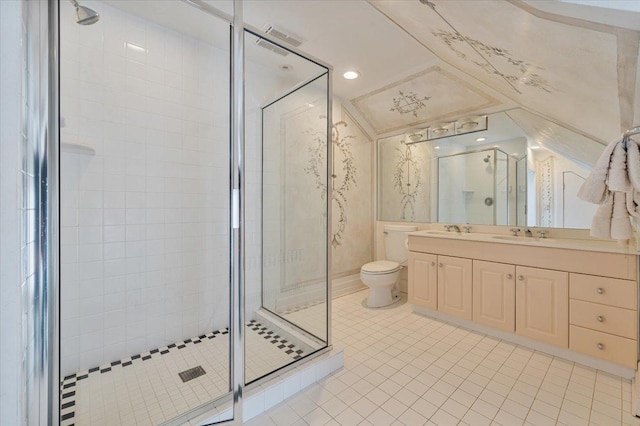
[509,228,521,236]
[445,224,461,232]
[462,225,472,233]
[524,228,533,237]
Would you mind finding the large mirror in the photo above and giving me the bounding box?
[377,108,605,229]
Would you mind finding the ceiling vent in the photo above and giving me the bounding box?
[264,25,302,47]
[255,38,291,56]
[255,25,302,57]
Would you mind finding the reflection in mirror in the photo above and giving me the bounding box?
[377,109,606,229]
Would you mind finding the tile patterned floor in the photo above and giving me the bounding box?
[281,302,328,341]
[247,290,640,426]
[61,322,304,425]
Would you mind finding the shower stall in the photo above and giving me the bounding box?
[54,0,331,424]
[437,148,516,225]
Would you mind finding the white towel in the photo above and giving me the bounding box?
[580,135,640,243]
[577,137,618,203]
[608,142,630,192]
[627,137,640,190]
[611,191,633,241]
[589,193,613,239]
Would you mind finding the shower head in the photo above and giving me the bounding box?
[70,0,100,25]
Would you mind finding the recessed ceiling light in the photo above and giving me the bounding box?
[343,70,359,80]
[476,137,486,142]
[308,103,315,108]
[434,146,440,150]
[530,145,541,150]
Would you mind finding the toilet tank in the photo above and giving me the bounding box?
[384,224,418,263]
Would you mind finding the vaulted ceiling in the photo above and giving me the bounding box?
[240,0,640,144]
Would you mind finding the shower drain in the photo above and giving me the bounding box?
[178,366,206,383]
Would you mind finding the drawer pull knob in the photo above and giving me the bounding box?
[517,275,524,281]
[597,316,604,322]
[438,263,443,267]
[596,287,604,294]
[597,343,605,350]
[430,262,436,267]
[506,274,513,279]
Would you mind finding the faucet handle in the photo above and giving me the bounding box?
[444,225,452,232]
[463,225,472,233]
[538,229,548,238]
[509,228,521,236]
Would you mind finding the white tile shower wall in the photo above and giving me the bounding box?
[59,1,230,376]
[0,1,24,423]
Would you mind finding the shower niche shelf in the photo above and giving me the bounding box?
[61,139,95,155]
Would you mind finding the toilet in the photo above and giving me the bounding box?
[360,224,418,308]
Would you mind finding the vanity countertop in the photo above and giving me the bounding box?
[408,230,639,255]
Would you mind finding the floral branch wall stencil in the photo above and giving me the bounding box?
[304,120,357,247]
[394,140,422,220]
[432,29,552,93]
[390,90,431,118]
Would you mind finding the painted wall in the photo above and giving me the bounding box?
[59,1,230,376]
[378,134,432,223]
[331,109,374,277]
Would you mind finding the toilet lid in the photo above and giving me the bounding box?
[361,260,401,274]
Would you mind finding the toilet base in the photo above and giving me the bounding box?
[367,285,399,308]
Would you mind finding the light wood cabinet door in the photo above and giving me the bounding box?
[408,252,438,310]
[473,260,515,332]
[516,266,569,347]
[437,256,472,320]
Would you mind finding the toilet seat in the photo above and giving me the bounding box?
[361,260,401,275]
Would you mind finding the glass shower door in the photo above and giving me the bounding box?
[58,1,234,423]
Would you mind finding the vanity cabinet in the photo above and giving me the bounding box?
[407,234,638,372]
[437,256,472,320]
[472,260,515,332]
[569,273,638,368]
[515,266,568,347]
[408,252,437,310]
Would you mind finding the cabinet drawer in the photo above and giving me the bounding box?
[569,274,637,309]
[569,325,637,369]
[569,299,637,339]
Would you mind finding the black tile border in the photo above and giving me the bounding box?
[59,322,305,425]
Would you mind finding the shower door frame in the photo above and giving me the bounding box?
[43,0,334,424]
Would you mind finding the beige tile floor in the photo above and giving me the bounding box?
[246,290,640,426]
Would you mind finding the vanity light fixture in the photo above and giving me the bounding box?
[343,70,359,80]
[406,115,489,144]
[476,137,486,142]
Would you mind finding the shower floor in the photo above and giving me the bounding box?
[60,321,306,426]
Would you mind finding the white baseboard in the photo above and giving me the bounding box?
[413,305,636,379]
[332,273,366,298]
[274,273,365,313]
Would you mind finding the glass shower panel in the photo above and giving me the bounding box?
[245,30,329,384]
[516,157,527,226]
[438,150,496,224]
[495,150,509,225]
[58,0,233,423]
